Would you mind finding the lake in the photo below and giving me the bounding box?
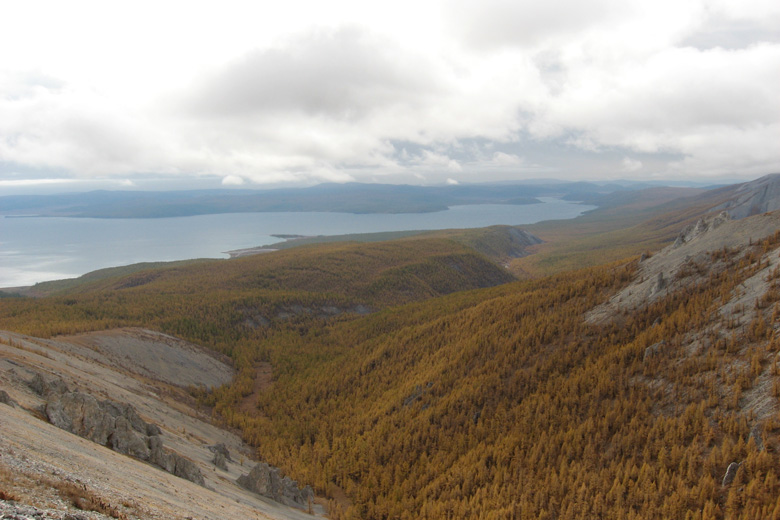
[0,198,593,287]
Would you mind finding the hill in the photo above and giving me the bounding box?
[0,328,322,520]
[2,174,780,518]
[0,181,618,218]
[203,210,780,519]
[511,175,780,276]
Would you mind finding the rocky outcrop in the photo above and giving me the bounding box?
[643,340,666,362]
[673,212,731,248]
[237,463,314,510]
[722,461,741,487]
[213,451,228,470]
[29,373,205,486]
[0,390,17,407]
[749,424,765,451]
[208,443,232,470]
[147,436,205,485]
[28,373,69,397]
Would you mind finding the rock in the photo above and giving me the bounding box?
[237,463,314,510]
[0,389,17,407]
[213,451,228,470]
[403,385,424,407]
[749,424,764,451]
[149,436,174,472]
[101,400,149,435]
[208,442,233,462]
[172,454,206,486]
[652,272,666,294]
[238,462,280,497]
[148,435,205,486]
[722,461,741,487]
[43,388,205,487]
[643,341,666,362]
[45,392,125,447]
[28,373,68,396]
[108,416,151,460]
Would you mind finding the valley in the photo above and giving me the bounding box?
[2,175,780,519]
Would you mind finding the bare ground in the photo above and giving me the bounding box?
[0,329,324,520]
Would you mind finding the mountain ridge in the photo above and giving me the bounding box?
[3,174,780,518]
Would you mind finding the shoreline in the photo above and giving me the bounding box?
[223,247,279,259]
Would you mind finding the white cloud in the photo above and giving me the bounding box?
[489,152,525,167]
[622,157,643,172]
[0,0,777,185]
[446,178,459,185]
[0,178,79,187]
[221,175,245,186]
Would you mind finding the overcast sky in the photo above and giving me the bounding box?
[0,0,778,192]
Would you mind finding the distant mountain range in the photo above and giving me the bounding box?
[0,181,656,218]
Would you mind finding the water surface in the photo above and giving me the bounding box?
[0,198,593,287]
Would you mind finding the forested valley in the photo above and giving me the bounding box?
[3,179,780,519]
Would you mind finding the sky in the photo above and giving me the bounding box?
[0,0,779,193]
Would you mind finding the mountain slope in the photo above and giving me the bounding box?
[3,176,780,519]
[513,174,780,276]
[210,211,780,519]
[0,328,323,520]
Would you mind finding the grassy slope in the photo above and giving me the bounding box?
[254,185,730,278]
[0,237,515,338]
[513,185,734,276]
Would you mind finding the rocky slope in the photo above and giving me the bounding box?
[0,328,323,520]
[714,173,780,219]
[588,209,780,431]
[589,210,780,320]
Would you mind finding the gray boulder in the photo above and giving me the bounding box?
[213,451,228,471]
[237,463,314,510]
[749,424,764,451]
[722,461,741,487]
[108,416,151,460]
[148,436,205,486]
[0,390,17,407]
[208,442,233,461]
[28,373,69,397]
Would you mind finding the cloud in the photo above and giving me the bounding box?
[622,157,643,172]
[445,0,632,50]
[489,152,525,167]
[0,0,777,185]
[531,43,780,175]
[0,178,79,187]
[181,27,440,120]
[221,175,245,186]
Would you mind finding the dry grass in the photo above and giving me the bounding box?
[48,479,128,519]
[0,463,132,519]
